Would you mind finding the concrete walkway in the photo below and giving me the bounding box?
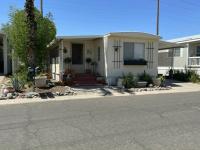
[136,80,200,95]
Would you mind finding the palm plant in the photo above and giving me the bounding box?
[25,0,37,90]
[25,0,37,69]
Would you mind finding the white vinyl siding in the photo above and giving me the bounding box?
[123,42,145,60]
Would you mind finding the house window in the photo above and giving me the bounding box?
[196,46,200,56]
[168,48,181,57]
[123,42,145,60]
[98,47,100,61]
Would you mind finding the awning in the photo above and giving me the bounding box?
[159,40,186,50]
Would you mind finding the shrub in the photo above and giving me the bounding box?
[188,70,200,83]
[173,69,200,83]
[122,73,137,88]
[138,71,153,85]
[11,75,25,92]
[173,70,189,82]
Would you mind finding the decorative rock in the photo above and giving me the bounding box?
[3,88,9,96]
[25,92,39,98]
[0,96,7,100]
[7,93,14,99]
[148,84,154,88]
[56,92,60,96]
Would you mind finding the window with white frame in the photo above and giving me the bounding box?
[168,48,181,57]
[196,46,200,56]
[123,42,145,60]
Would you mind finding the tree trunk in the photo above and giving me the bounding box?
[25,0,37,68]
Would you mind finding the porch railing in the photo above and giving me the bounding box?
[188,57,200,67]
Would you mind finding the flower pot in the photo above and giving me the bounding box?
[117,78,123,88]
[137,81,147,88]
[35,76,47,88]
[153,78,161,86]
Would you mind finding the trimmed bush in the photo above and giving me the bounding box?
[173,69,200,83]
[122,73,137,88]
[138,71,153,85]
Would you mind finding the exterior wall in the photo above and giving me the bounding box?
[105,36,159,84]
[158,47,188,68]
[158,47,188,75]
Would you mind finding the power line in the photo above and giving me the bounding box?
[156,0,160,35]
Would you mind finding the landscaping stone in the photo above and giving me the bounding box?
[0,96,7,100]
[7,93,14,99]
[25,92,39,98]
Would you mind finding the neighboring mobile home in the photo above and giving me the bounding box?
[0,33,11,75]
[158,34,200,75]
[49,32,160,85]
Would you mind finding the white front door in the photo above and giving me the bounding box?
[71,44,85,73]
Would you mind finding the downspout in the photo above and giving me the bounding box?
[103,36,108,82]
[60,39,64,81]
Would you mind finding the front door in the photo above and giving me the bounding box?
[72,44,84,73]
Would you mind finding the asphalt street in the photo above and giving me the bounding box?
[0,92,200,150]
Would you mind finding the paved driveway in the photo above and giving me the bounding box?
[0,92,200,149]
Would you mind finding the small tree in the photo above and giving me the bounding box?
[2,8,56,69]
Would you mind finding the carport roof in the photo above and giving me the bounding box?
[159,40,186,50]
[169,34,200,43]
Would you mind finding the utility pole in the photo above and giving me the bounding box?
[156,0,160,35]
[40,0,43,16]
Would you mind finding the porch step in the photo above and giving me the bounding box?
[73,73,99,86]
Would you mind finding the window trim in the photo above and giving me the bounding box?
[168,48,181,58]
[123,42,145,60]
[123,42,146,65]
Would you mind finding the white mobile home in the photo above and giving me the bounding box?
[158,34,200,75]
[49,32,160,85]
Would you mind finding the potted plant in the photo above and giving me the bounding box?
[153,75,165,87]
[86,58,92,73]
[64,57,72,71]
[91,61,98,75]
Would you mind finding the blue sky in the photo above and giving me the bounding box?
[0,0,200,39]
